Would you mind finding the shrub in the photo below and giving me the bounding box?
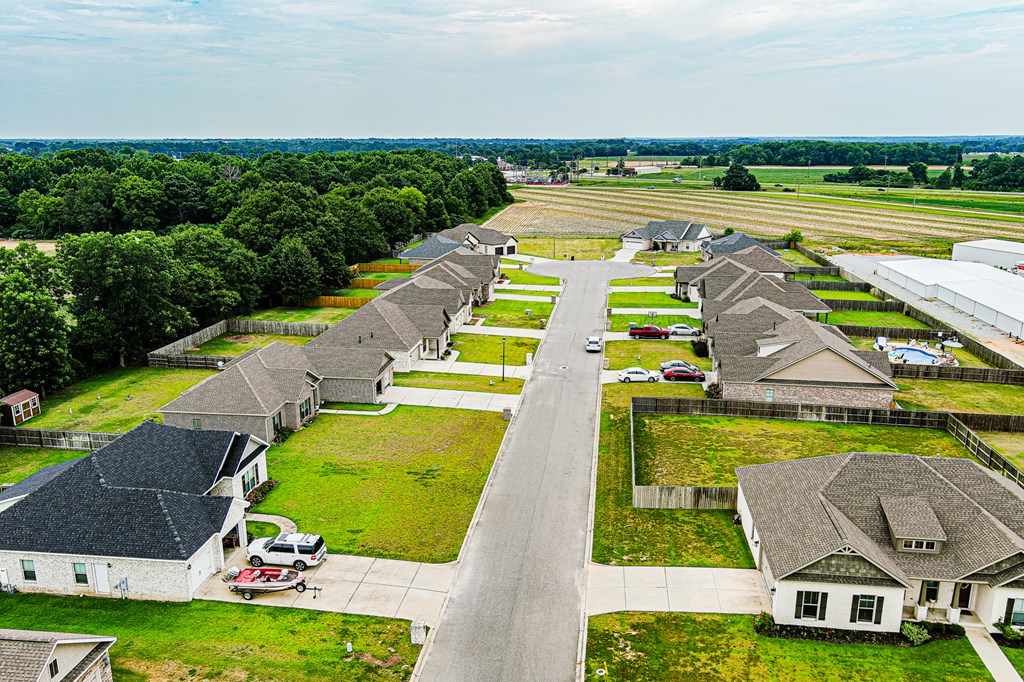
[723,227,735,236]
[921,621,966,639]
[272,426,295,445]
[996,620,1022,642]
[245,479,279,506]
[704,382,722,399]
[901,621,930,646]
[691,339,709,357]
[753,611,775,634]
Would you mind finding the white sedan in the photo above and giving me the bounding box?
[585,336,603,352]
[667,324,701,336]
[617,367,658,383]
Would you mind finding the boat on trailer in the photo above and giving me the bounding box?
[224,566,307,600]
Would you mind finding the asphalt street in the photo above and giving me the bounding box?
[417,259,651,681]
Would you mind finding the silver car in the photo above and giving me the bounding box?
[667,324,701,337]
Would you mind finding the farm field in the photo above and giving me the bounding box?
[243,306,355,324]
[515,237,620,260]
[607,292,696,308]
[608,314,701,332]
[634,415,972,487]
[185,332,313,356]
[450,333,539,365]
[604,340,711,372]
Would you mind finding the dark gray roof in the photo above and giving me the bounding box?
[0,422,244,561]
[399,235,464,260]
[705,232,778,256]
[0,629,116,682]
[880,497,947,541]
[426,248,499,285]
[623,220,710,243]
[438,224,516,246]
[737,453,1024,585]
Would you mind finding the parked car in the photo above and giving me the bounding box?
[662,367,706,382]
[585,336,603,352]
[628,325,670,339]
[617,367,658,383]
[667,324,701,337]
[660,359,699,372]
[247,532,328,571]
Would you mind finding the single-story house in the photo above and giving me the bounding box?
[0,421,267,601]
[737,452,1024,633]
[437,224,518,257]
[675,247,796,300]
[385,261,483,306]
[1,389,40,427]
[699,266,831,322]
[376,275,472,328]
[0,628,117,682]
[620,220,713,252]
[703,232,778,261]
[399,235,465,264]
[707,298,897,408]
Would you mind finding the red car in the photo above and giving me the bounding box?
[662,367,706,382]
[628,325,670,339]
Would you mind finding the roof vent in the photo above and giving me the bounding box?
[358,335,362,344]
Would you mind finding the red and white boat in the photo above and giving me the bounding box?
[224,566,307,600]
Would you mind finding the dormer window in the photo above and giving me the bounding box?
[879,496,946,554]
[902,540,936,551]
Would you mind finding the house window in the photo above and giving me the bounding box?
[850,594,884,624]
[21,559,36,581]
[922,580,940,603]
[73,563,88,585]
[13,404,21,415]
[272,412,282,434]
[902,539,936,551]
[507,245,516,254]
[192,418,202,430]
[48,659,59,678]
[299,398,311,420]
[765,388,775,402]
[795,590,827,620]
[422,339,429,351]
[242,464,260,495]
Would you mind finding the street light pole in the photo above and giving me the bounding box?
[501,337,506,382]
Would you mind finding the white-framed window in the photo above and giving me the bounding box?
[922,580,939,603]
[13,404,21,415]
[795,590,827,620]
[765,388,775,402]
[30,398,38,408]
[73,562,88,585]
[21,559,36,581]
[850,594,884,624]
[1008,598,1024,626]
[48,659,59,678]
[242,464,260,495]
[192,418,202,430]
[902,539,936,551]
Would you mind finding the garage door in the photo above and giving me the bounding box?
[189,544,217,590]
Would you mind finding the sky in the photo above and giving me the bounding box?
[1,1,1023,138]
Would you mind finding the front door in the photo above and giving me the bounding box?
[94,563,110,594]
[0,567,8,587]
[957,583,973,609]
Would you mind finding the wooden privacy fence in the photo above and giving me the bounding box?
[0,426,117,452]
[795,244,836,267]
[303,296,375,308]
[824,300,904,313]
[890,363,1024,385]
[794,280,872,292]
[832,324,946,342]
[633,485,738,509]
[349,279,383,289]
[354,263,420,273]
[148,319,330,369]
[797,265,842,276]
[947,416,1024,488]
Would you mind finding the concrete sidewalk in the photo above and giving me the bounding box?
[383,386,520,413]
[965,624,1024,682]
[195,553,455,627]
[611,307,702,318]
[458,324,545,339]
[411,357,533,379]
[586,564,770,615]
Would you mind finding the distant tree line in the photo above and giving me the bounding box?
[821,155,1022,191]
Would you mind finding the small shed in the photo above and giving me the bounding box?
[1,389,40,426]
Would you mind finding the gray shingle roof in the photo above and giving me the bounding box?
[426,248,499,285]
[0,629,116,682]
[623,220,710,243]
[399,235,464,260]
[738,453,1024,585]
[310,298,445,352]
[880,496,947,541]
[438,224,515,246]
[301,346,394,380]
[0,457,82,502]
[705,232,778,256]
[378,276,468,316]
[701,269,831,320]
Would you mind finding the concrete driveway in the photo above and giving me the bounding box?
[586,564,770,615]
[383,386,520,413]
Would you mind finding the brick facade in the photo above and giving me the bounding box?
[722,382,894,409]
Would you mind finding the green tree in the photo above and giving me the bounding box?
[14,189,65,238]
[0,242,66,303]
[325,193,388,264]
[268,237,322,306]
[0,270,74,397]
[783,229,804,244]
[53,170,115,234]
[0,187,17,234]
[361,187,416,247]
[952,164,966,188]
[166,226,263,321]
[112,175,165,232]
[907,162,929,185]
[716,164,761,191]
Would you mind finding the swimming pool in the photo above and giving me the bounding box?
[890,347,941,365]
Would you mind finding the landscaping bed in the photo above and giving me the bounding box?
[592,382,753,568]
[604,340,711,371]
[477,299,555,329]
[633,414,972,487]
[754,612,965,646]
[896,379,1024,414]
[395,371,524,394]
[608,314,701,333]
[500,267,561,286]
[0,593,420,682]
[243,307,355,324]
[608,292,697,309]
[185,332,313,356]
[586,612,991,682]
[818,310,931,328]
[0,446,84,485]
[258,406,507,563]
[26,366,214,433]
[450,334,539,365]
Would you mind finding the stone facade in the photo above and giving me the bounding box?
[722,382,894,409]
[320,373,392,404]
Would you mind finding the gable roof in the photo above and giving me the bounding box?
[1,389,38,406]
[377,275,468,315]
[0,629,116,682]
[426,248,499,285]
[399,235,464,260]
[623,220,710,242]
[310,298,434,352]
[438,224,516,246]
[702,269,831,320]
[705,232,778,256]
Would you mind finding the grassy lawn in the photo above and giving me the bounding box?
[896,379,1024,414]
[776,248,821,267]
[593,382,753,567]
[812,290,880,301]
[634,415,971,487]
[477,299,555,329]
[517,237,620,260]
[609,276,676,286]
[848,337,994,368]
[246,520,281,540]
[608,314,701,333]
[608,292,696,309]
[500,267,561,286]
[604,340,711,371]
[1001,646,1024,677]
[185,332,313,356]
[243,307,355,324]
[450,333,539,365]
[395,371,524,394]
[323,288,379,298]
[0,446,83,485]
[321,402,388,412]
[587,612,992,682]
[977,432,1024,470]
[258,407,506,562]
[630,250,703,266]
[792,273,847,282]
[0,594,420,681]
[27,367,214,433]
[819,310,931,328]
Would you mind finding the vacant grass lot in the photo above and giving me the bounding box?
[259,407,506,563]
[896,379,1024,414]
[244,306,355,324]
[594,383,753,567]
[812,290,880,301]
[0,594,420,681]
[977,432,1024,470]
[0,446,83,485]
[186,332,313,356]
[587,612,991,682]
[848,337,993,368]
[604,340,711,372]
[608,314,701,333]
[450,334,539,364]
[478,299,555,329]
[609,276,676,286]
[819,310,931,328]
[28,367,214,433]
[608,292,696,308]
[395,371,524,394]
[517,237,620,260]
[500,267,561,286]
[634,415,971,487]
[630,250,703,266]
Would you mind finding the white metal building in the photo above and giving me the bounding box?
[874,258,1024,338]
[952,239,1024,270]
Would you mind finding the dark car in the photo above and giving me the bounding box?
[659,359,699,372]
[662,367,706,382]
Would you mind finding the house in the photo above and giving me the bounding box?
[376,274,473,327]
[697,264,831,321]
[1,389,40,426]
[736,452,1024,633]
[620,220,713,252]
[0,422,267,601]
[399,235,465,264]
[674,247,796,300]
[437,224,518,257]
[706,298,897,407]
[0,628,117,682]
[703,232,778,260]
[415,248,500,302]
